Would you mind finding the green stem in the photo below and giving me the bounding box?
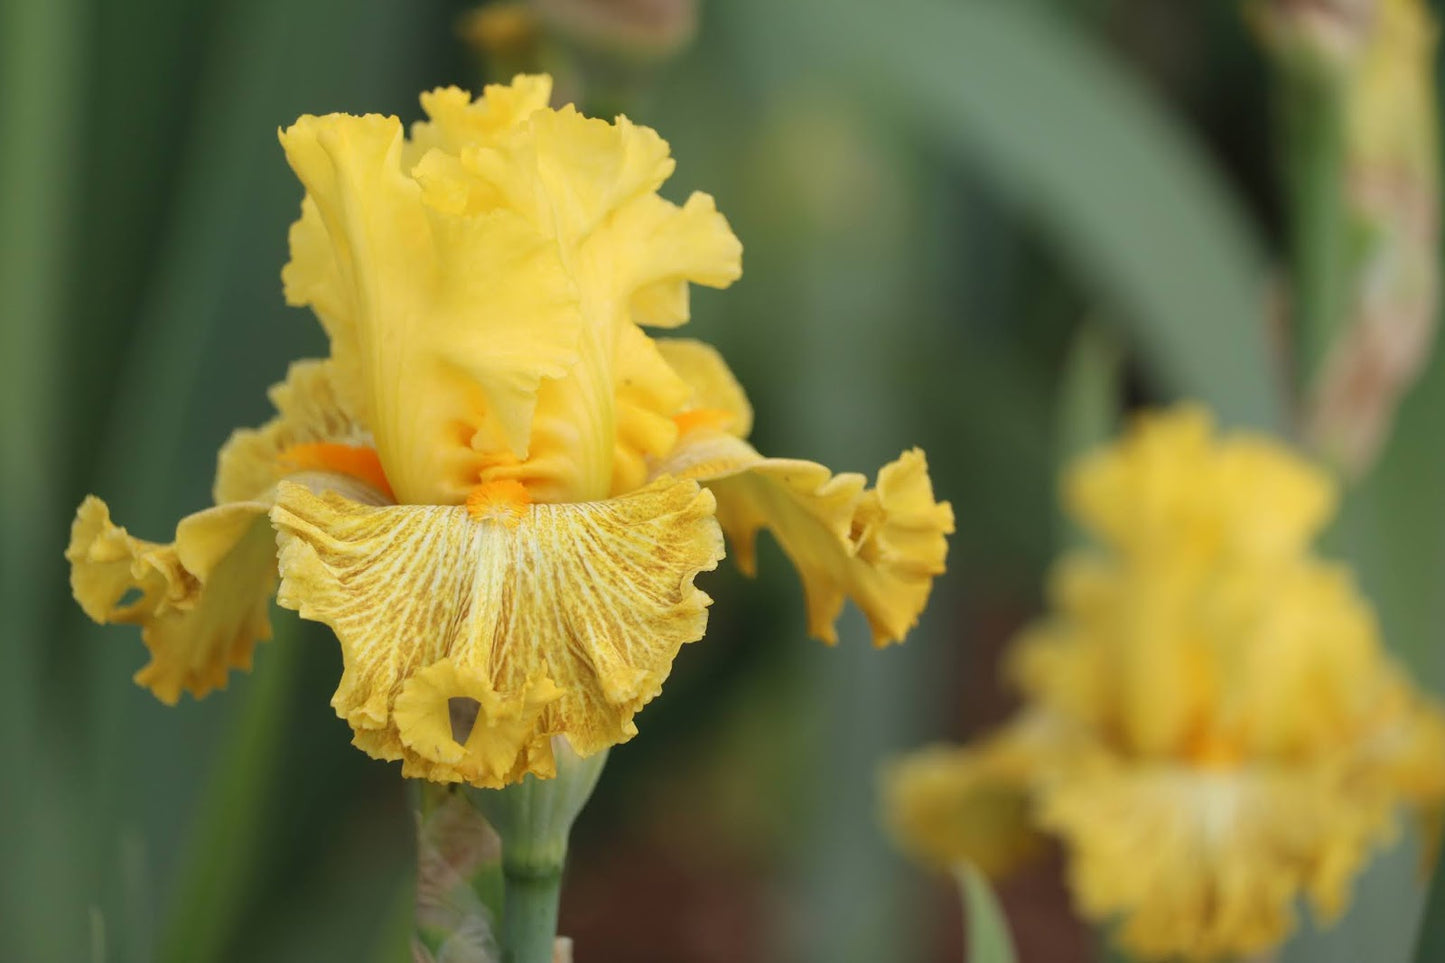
[954,864,1017,963]
[500,866,564,963]
[467,743,606,963]
[1279,63,1350,398]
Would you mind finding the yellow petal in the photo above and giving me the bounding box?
[882,737,1047,879]
[280,200,358,413]
[1011,527,1433,767]
[67,498,277,704]
[214,358,379,504]
[1041,761,1394,962]
[654,430,953,646]
[655,337,753,437]
[69,359,387,703]
[282,78,742,505]
[449,105,741,502]
[1067,406,1336,564]
[608,325,692,496]
[269,475,723,788]
[279,108,580,505]
[393,659,563,786]
[408,76,553,159]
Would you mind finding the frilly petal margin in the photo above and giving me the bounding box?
[67,358,389,703]
[653,429,953,646]
[67,499,277,704]
[1038,762,1395,962]
[279,77,742,507]
[279,108,581,505]
[269,475,724,788]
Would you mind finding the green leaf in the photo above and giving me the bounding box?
[157,615,303,963]
[1414,833,1445,963]
[1055,320,1124,548]
[955,864,1018,963]
[0,0,88,958]
[736,0,1284,431]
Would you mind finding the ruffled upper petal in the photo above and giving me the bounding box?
[280,77,742,506]
[280,109,580,506]
[269,475,723,788]
[1066,406,1336,565]
[67,359,387,702]
[654,429,953,646]
[407,77,553,160]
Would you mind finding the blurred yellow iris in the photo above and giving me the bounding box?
[884,406,1445,961]
[67,75,953,789]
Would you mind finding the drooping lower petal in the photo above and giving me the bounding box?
[654,429,953,646]
[68,499,278,704]
[67,359,388,702]
[1039,761,1394,962]
[882,735,1047,879]
[269,476,723,788]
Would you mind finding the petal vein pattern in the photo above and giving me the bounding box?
[270,476,723,788]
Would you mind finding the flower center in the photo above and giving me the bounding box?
[466,479,532,526]
[1180,725,1244,769]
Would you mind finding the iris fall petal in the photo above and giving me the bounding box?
[270,476,723,788]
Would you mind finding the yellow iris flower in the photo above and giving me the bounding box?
[67,75,954,789]
[883,406,1445,961]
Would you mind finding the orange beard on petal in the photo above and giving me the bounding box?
[466,479,532,526]
[279,443,396,502]
[672,407,735,436]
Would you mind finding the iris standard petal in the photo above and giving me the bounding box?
[281,78,741,506]
[280,109,581,505]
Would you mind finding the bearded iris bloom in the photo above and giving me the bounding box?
[883,407,1445,962]
[67,75,954,791]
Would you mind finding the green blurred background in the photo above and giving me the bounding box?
[5,0,1445,960]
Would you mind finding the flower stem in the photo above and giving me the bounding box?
[467,742,608,963]
[499,865,564,963]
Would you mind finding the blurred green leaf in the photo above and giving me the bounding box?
[1414,834,1445,963]
[158,615,302,963]
[0,0,87,958]
[956,864,1018,963]
[1055,320,1123,547]
[738,0,1283,431]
